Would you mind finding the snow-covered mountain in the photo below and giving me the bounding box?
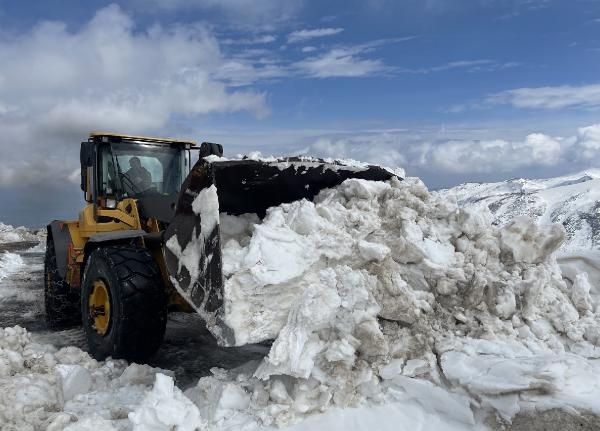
[442,169,600,254]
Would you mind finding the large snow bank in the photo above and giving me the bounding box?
[187,176,600,428]
[3,176,600,430]
[217,177,571,347]
[136,176,600,428]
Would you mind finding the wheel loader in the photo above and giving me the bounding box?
[45,133,394,362]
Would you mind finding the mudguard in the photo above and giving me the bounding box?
[163,157,396,345]
[48,221,72,279]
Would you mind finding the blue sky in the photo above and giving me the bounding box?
[0,0,599,226]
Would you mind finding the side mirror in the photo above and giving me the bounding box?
[199,142,223,158]
[80,142,94,192]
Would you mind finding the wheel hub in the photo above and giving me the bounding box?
[89,280,110,335]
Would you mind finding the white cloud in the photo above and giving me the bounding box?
[287,27,344,43]
[420,133,569,174]
[517,0,552,11]
[141,0,302,26]
[0,5,270,187]
[222,34,277,45]
[576,124,600,160]
[0,5,269,118]
[419,60,493,73]
[216,59,288,87]
[0,5,407,192]
[218,38,409,82]
[300,124,600,176]
[488,84,600,109]
[524,133,563,165]
[294,48,386,78]
[292,39,408,78]
[401,59,518,74]
[309,135,406,169]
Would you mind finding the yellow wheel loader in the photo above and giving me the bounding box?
[45,133,393,362]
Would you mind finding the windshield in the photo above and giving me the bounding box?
[100,142,185,198]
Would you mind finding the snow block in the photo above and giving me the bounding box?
[56,364,92,403]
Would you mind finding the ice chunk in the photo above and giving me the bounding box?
[129,374,205,431]
[402,359,430,377]
[499,216,565,263]
[571,272,593,313]
[358,240,391,262]
[192,184,219,234]
[0,252,25,281]
[379,359,405,380]
[118,363,172,386]
[56,364,93,403]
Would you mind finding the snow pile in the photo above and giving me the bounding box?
[0,326,174,430]
[217,176,572,348]
[172,176,600,428]
[0,221,44,244]
[237,152,402,175]
[129,374,206,431]
[0,251,25,281]
[2,175,600,430]
[0,320,488,431]
[441,169,600,313]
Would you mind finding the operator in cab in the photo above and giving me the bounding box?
[125,156,152,193]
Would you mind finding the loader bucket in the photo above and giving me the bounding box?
[163,157,396,345]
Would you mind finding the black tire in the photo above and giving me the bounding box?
[81,245,167,362]
[44,236,81,329]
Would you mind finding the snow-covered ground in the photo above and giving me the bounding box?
[1,173,600,430]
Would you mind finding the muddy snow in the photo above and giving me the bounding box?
[2,176,600,430]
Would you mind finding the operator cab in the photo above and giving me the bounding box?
[80,133,195,222]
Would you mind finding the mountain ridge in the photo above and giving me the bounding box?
[440,169,600,254]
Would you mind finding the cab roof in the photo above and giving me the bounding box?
[89,132,196,147]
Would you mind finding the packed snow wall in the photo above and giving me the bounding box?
[180,176,600,426]
[170,173,600,420]
[209,175,595,348]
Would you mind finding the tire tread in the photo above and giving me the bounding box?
[82,245,166,362]
[44,237,81,329]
